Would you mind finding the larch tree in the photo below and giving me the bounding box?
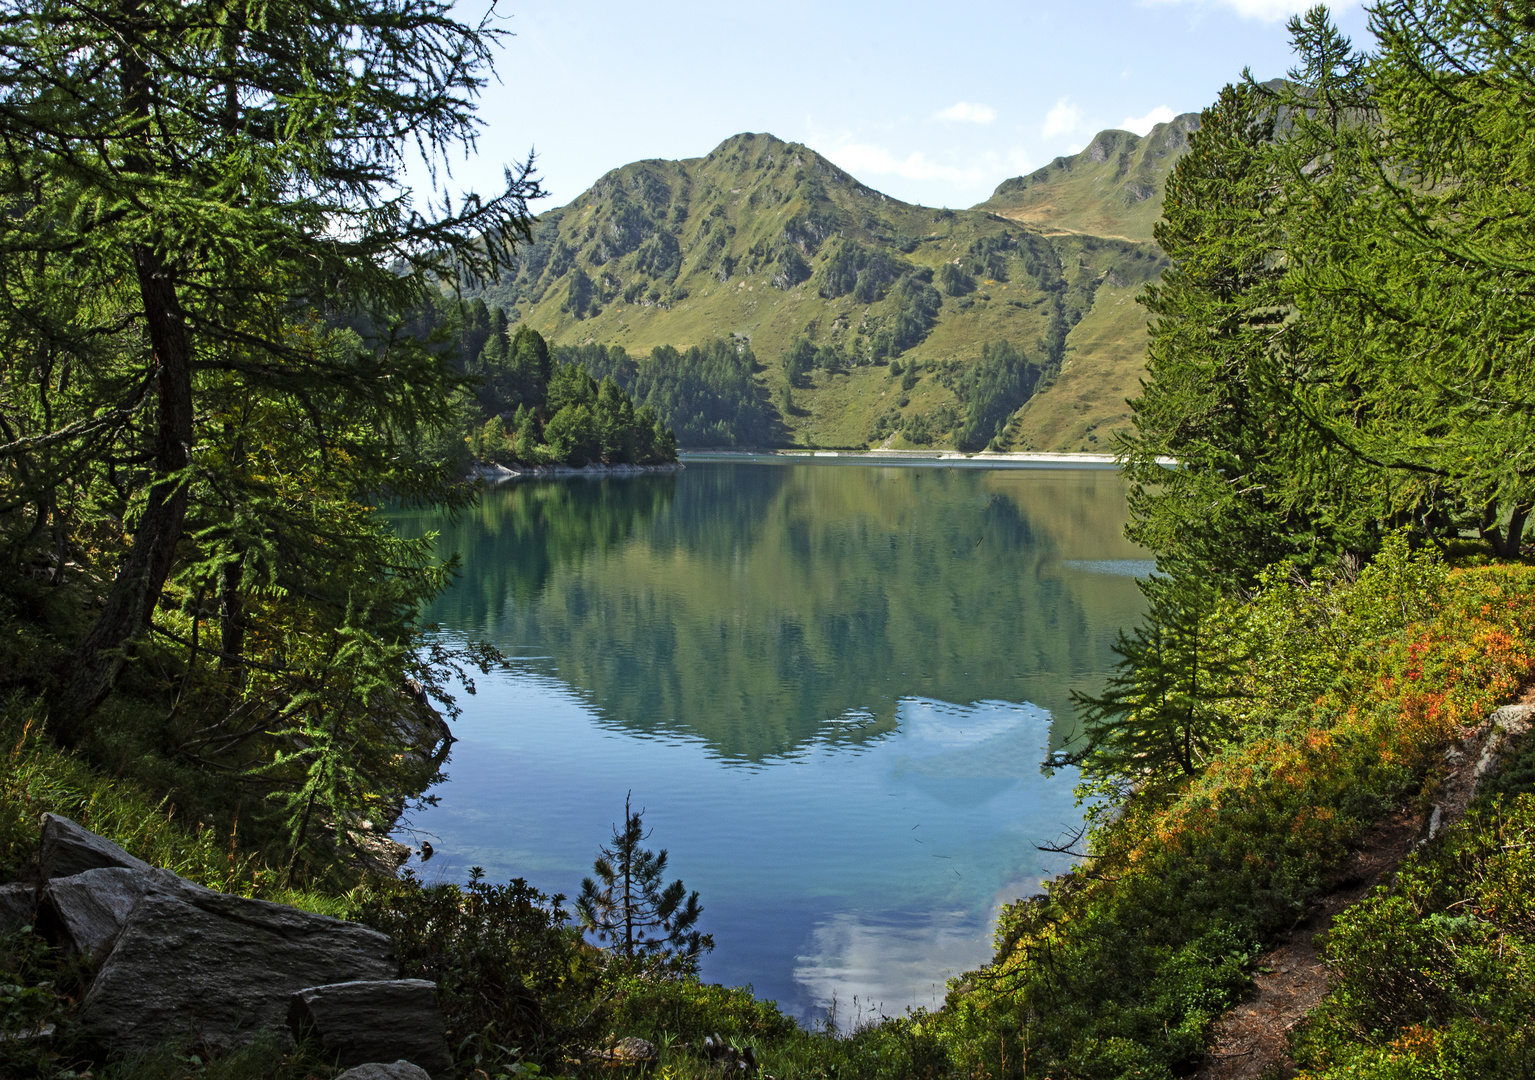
[0,0,543,739]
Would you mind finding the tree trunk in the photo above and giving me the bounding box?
[53,244,194,741]
[218,551,246,675]
[1479,500,1504,552]
[1501,502,1531,559]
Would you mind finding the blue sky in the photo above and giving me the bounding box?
[442,0,1372,212]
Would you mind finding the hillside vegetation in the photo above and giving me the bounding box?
[7,0,1535,1076]
[472,132,1171,451]
[976,112,1199,242]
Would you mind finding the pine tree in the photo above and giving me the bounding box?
[1116,81,1338,591]
[1274,1,1535,555]
[509,325,553,411]
[575,794,712,969]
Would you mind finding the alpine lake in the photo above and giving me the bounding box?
[388,457,1150,1024]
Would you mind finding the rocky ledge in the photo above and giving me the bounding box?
[1,814,452,1078]
[467,461,684,482]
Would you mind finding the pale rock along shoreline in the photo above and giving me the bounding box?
[465,461,685,482]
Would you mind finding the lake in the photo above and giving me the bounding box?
[390,460,1149,1023]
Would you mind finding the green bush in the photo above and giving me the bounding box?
[607,976,797,1044]
[349,869,605,1071]
[1293,791,1535,1079]
[933,556,1535,1080]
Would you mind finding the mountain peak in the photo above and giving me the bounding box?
[976,111,1201,242]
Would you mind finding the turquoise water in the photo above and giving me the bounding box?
[391,462,1147,1021]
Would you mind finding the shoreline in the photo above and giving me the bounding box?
[462,449,1171,482]
[466,461,686,482]
[678,448,1159,470]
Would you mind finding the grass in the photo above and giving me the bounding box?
[0,692,351,912]
[976,117,1194,243]
[921,547,1535,1079]
[1008,283,1151,453]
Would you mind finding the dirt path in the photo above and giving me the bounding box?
[1195,697,1533,1079]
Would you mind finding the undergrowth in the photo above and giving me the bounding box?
[1292,753,1535,1078]
[929,547,1535,1079]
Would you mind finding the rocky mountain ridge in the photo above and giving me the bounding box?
[471,121,1194,451]
[979,112,1200,242]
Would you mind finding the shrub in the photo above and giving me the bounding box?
[350,869,605,1071]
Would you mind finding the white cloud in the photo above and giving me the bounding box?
[1147,0,1322,21]
[1119,105,1175,135]
[821,142,990,185]
[935,101,997,124]
[1041,97,1084,139]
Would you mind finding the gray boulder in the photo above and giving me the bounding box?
[35,866,206,962]
[39,814,152,881]
[78,887,398,1053]
[37,867,153,962]
[335,1064,432,1080]
[613,1036,659,1063]
[288,980,452,1079]
[0,882,35,934]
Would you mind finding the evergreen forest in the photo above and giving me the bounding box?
[401,296,677,470]
[1,1,1535,1079]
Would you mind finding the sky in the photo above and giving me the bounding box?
[434,0,1375,214]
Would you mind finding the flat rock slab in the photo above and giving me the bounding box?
[39,814,153,881]
[289,980,452,1079]
[335,1064,432,1080]
[79,888,398,1053]
[0,883,35,934]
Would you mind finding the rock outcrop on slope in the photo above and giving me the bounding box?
[10,814,453,1078]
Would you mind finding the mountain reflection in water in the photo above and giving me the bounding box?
[389,463,1147,1020]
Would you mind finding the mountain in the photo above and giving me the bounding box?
[976,113,1200,242]
[474,130,1179,452]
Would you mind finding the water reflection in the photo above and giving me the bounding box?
[393,464,1148,757]
[393,464,1147,1020]
[794,911,983,1021]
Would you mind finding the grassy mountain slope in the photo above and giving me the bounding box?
[1013,281,1152,452]
[475,132,1171,450]
[976,112,1199,242]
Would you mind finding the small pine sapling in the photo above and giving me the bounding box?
[575,793,713,969]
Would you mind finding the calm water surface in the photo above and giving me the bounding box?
[391,462,1148,1022]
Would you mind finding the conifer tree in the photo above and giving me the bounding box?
[0,0,543,737]
[1062,575,1243,784]
[509,326,553,411]
[1273,1,1535,554]
[1117,82,1328,590]
[576,794,712,968]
